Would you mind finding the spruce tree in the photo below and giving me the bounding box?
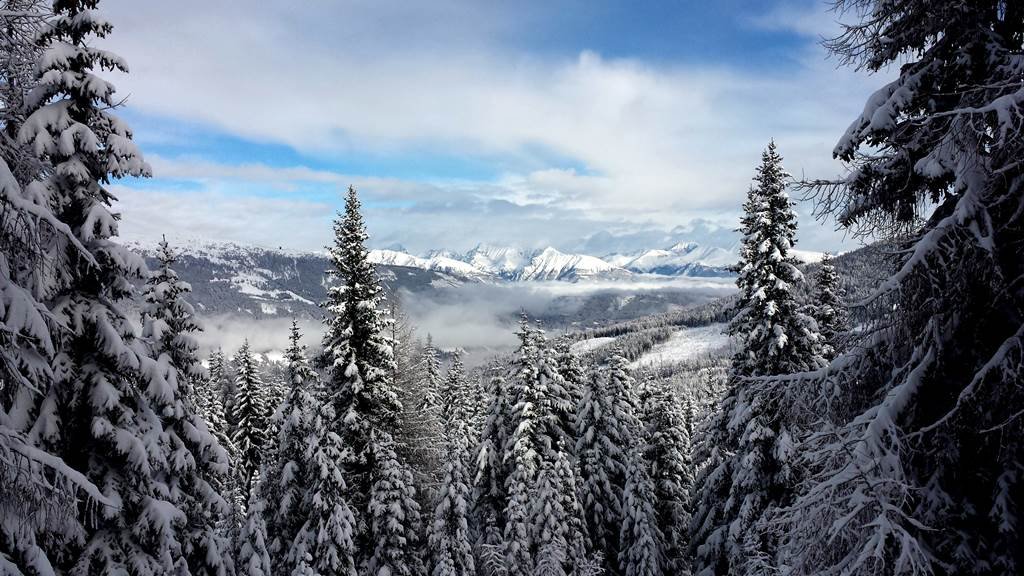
[367,430,426,576]
[237,495,273,576]
[232,340,269,505]
[809,252,846,360]
[690,142,823,576]
[441,350,473,429]
[502,318,577,576]
[291,402,358,576]
[778,2,1024,574]
[9,0,195,571]
[575,351,638,572]
[636,379,691,576]
[472,369,513,573]
[428,421,476,576]
[421,334,444,413]
[141,237,234,576]
[260,321,321,573]
[619,447,664,576]
[322,185,405,562]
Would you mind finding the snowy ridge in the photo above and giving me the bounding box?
[517,247,630,281]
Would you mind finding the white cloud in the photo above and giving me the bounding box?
[100,0,886,253]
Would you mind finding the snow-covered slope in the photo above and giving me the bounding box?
[518,247,631,282]
[368,249,494,282]
[464,244,529,278]
[615,241,737,276]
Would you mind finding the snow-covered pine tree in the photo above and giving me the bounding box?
[232,340,269,506]
[259,320,318,572]
[690,142,823,576]
[237,495,272,576]
[421,334,443,413]
[366,429,426,576]
[441,350,474,429]
[776,2,1024,574]
[472,368,513,574]
[199,349,235,458]
[532,457,570,576]
[141,237,234,576]
[575,351,638,573]
[290,399,359,576]
[209,348,238,431]
[553,338,585,409]
[635,379,691,576]
[428,420,476,576]
[503,318,578,576]
[809,252,846,361]
[9,0,203,571]
[618,446,664,576]
[322,185,404,560]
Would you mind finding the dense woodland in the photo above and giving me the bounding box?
[2,1,1023,575]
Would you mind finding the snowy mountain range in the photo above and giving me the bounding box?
[367,241,744,283]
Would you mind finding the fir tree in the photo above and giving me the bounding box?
[778,2,1024,574]
[141,237,234,576]
[232,340,269,505]
[291,402,358,576]
[472,369,513,573]
[237,495,272,576]
[429,421,477,576]
[8,0,195,571]
[809,252,846,360]
[322,185,403,560]
[690,143,823,576]
[636,379,691,576]
[618,447,663,576]
[367,430,426,576]
[575,351,638,572]
[421,334,444,413]
[260,321,320,573]
[441,350,473,429]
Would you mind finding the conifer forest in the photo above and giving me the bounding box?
[1,1,1022,575]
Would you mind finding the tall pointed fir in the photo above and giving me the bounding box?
[428,415,476,576]
[7,0,203,571]
[209,348,238,431]
[232,340,269,506]
[472,367,513,574]
[502,317,578,576]
[421,334,444,413]
[441,350,473,428]
[777,2,1024,574]
[809,252,846,361]
[237,495,272,576]
[141,237,235,576]
[366,430,426,576]
[619,446,664,576]
[259,321,320,573]
[322,185,416,566]
[553,338,585,411]
[575,350,639,575]
[690,142,823,576]
[636,378,692,576]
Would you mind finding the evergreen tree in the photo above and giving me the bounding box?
[472,369,513,573]
[429,421,477,576]
[291,402,358,576]
[690,143,823,576]
[553,338,585,408]
[575,351,638,572]
[421,334,444,413]
[502,318,577,576]
[441,350,473,429]
[367,430,426,576]
[636,379,691,576]
[141,237,234,576]
[778,2,1024,574]
[232,340,269,505]
[7,0,197,571]
[618,447,663,576]
[209,348,238,430]
[237,496,272,576]
[322,185,404,561]
[809,252,846,360]
[260,321,320,573]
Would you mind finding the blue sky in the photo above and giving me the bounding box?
[101,0,883,255]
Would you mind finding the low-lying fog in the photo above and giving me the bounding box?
[197,276,736,367]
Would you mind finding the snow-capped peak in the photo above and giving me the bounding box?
[518,247,629,282]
